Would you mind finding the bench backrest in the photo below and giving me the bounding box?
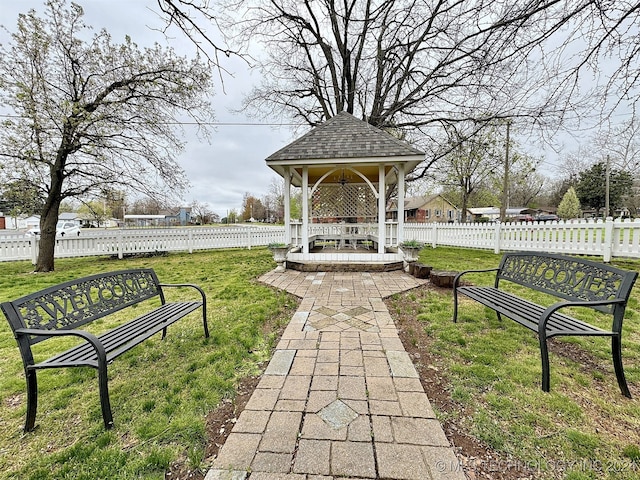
[497,252,637,314]
[1,269,163,345]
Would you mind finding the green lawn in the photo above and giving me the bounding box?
[2,246,639,479]
[0,248,297,480]
[387,246,640,480]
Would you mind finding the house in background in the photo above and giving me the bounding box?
[467,207,538,222]
[162,207,192,226]
[387,194,460,223]
[125,207,193,227]
[0,212,82,231]
[59,212,83,226]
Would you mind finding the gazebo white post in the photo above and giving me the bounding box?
[397,163,405,246]
[284,166,291,245]
[378,164,386,254]
[302,165,310,254]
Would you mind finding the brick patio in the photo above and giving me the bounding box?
[205,271,465,480]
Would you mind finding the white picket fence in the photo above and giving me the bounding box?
[405,218,640,262]
[2,218,640,263]
[0,225,285,263]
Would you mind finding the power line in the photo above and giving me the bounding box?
[0,114,297,126]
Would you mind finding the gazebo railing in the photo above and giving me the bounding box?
[289,222,398,249]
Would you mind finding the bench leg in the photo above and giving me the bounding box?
[97,363,114,429]
[24,368,38,432]
[612,336,632,398]
[452,289,459,323]
[540,335,551,393]
[202,304,209,338]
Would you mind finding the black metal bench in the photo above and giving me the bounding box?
[452,252,637,397]
[1,268,208,431]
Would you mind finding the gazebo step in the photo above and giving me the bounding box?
[286,260,403,272]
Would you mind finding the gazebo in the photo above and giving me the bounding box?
[266,112,424,271]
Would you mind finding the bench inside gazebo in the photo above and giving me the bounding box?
[265,112,424,271]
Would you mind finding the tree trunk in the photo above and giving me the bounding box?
[35,141,68,272]
[36,202,60,272]
[461,182,471,224]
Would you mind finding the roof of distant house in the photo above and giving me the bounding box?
[467,207,534,216]
[388,194,458,212]
[59,212,81,221]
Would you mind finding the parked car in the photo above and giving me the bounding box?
[511,214,534,222]
[535,214,559,222]
[27,221,81,237]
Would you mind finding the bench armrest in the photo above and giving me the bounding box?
[453,268,499,288]
[158,283,207,303]
[14,328,107,366]
[538,298,626,336]
[158,283,208,337]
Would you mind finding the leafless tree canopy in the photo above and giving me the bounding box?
[548,1,640,122]
[216,0,638,137]
[156,0,242,68]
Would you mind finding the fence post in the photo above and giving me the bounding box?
[494,221,502,254]
[247,227,252,250]
[188,229,193,254]
[30,237,38,265]
[603,217,613,262]
[117,229,123,259]
[431,222,438,248]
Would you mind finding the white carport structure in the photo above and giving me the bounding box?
[265,112,424,270]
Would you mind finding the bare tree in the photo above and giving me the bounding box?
[540,2,640,124]
[265,178,285,223]
[0,0,213,271]
[507,167,546,209]
[559,120,640,216]
[225,3,625,130]
[592,120,640,174]
[213,1,640,185]
[541,176,578,210]
[153,0,640,153]
[190,199,218,224]
[437,125,502,223]
[128,198,165,216]
[155,0,243,69]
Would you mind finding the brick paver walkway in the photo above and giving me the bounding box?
[205,271,465,480]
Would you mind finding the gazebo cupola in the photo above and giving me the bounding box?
[265,112,424,270]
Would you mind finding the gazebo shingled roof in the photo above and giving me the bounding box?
[266,112,424,186]
[266,111,424,161]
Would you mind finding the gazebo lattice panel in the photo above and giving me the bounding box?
[311,184,377,219]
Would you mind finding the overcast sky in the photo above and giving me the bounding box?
[0,0,296,218]
[2,1,635,218]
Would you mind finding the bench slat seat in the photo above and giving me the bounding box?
[38,301,203,368]
[453,252,637,397]
[457,286,614,337]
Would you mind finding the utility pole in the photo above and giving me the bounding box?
[605,155,610,218]
[500,120,511,222]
